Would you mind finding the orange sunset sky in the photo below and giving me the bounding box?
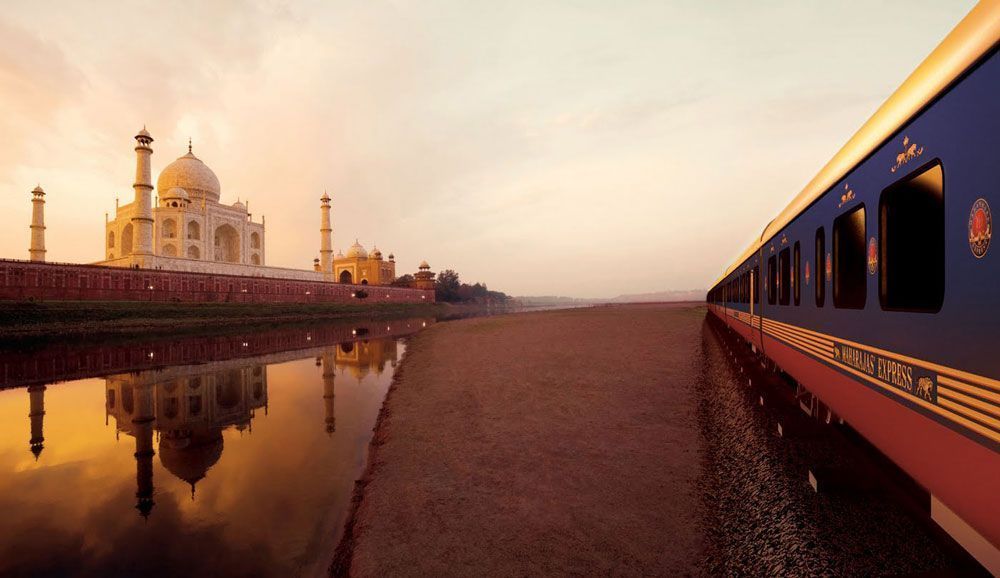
[0,1,974,297]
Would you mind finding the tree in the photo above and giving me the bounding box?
[391,274,414,288]
[436,269,461,302]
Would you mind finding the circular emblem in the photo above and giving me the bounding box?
[867,237,878,275]
[804,261,811,286]
[968,198,992,258]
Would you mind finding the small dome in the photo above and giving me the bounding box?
[137,126,151,138]
[162,187,189,200]
[388,253,395,261]
[419,260,430,269]
[232,200,246,211]
[31,185,44,195]
[371,247,383,260]
[320,191,331,203]
[347,240,368,259]
[157,148,221,203]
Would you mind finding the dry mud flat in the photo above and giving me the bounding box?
[335,304,976,577]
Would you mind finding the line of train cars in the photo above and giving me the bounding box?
[707,2,999,564]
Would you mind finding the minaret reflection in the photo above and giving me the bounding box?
[27,385,46,460]
[105,362,268,518]
[321,351,336,436]
[132,382,156,519]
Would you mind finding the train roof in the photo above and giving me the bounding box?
[713,1,1000,289]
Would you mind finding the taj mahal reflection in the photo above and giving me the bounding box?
[104,363,268,517]
[83,337,402,518]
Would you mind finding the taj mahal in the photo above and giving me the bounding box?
[67,126,430,287]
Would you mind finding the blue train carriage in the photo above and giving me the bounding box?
[707,2,999,558]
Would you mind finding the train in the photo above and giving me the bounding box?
[706,1,999,564]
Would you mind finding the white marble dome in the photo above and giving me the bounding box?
[346,241,368,259]
[158,150,221,203]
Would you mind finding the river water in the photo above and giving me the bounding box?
[0,318,434,577]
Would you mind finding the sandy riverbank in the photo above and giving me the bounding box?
[331,303,981,577]
[334,304,708,576]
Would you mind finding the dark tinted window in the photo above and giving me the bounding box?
[793,241,801,306]
[879,161,944,312]
[767,255,776,305]
[815,228,825,307]
[834,204,866,309]
[753,266,760,304]
[778,248,790,305]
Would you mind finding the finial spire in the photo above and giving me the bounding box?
[188,138,192,154]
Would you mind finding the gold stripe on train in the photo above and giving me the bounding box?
[763,326,833,360]
[938,376,1000,405]
[757,315,1000,444]
[760,316,999,401]
[830,351,1000,444]
[762,320,835,352]
[937,386,1000,422]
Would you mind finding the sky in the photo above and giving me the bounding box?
[0,0,976,298]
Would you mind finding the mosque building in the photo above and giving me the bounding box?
[87,127,426,287]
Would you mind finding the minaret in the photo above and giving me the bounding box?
[29,186,46,262]
[28,385,46,459]
[321,349,336,435]
[320,192,333,278]
[131,127,155,266]
[132,382,156,518]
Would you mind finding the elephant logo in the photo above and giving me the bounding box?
[890,136,924,173]
[916,377,935,402]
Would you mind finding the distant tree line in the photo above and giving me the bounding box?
[433,269,510,303]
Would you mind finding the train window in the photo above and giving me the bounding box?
[767,256,776,305]
[834,204,866,309]
[753,266,759,304]
[793,241,801,305]
[815,228,825,307]
[778,248,790,305]
[880,161,944,312]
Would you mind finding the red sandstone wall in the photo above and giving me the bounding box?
[0,317,434,390]
[0,259,435,304]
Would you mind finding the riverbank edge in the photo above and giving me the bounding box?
[328,323,427,577]
[0,300,471,341]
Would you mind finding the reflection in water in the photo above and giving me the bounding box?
[105,361,269,516]
[0,318,430,577]
[28,384,46,460]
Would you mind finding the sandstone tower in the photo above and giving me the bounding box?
[320,192,333,279]
[29,185,46,262]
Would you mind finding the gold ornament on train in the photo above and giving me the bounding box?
[838,183,855,208]
[968,198,992,258]
[890,135,924,173]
